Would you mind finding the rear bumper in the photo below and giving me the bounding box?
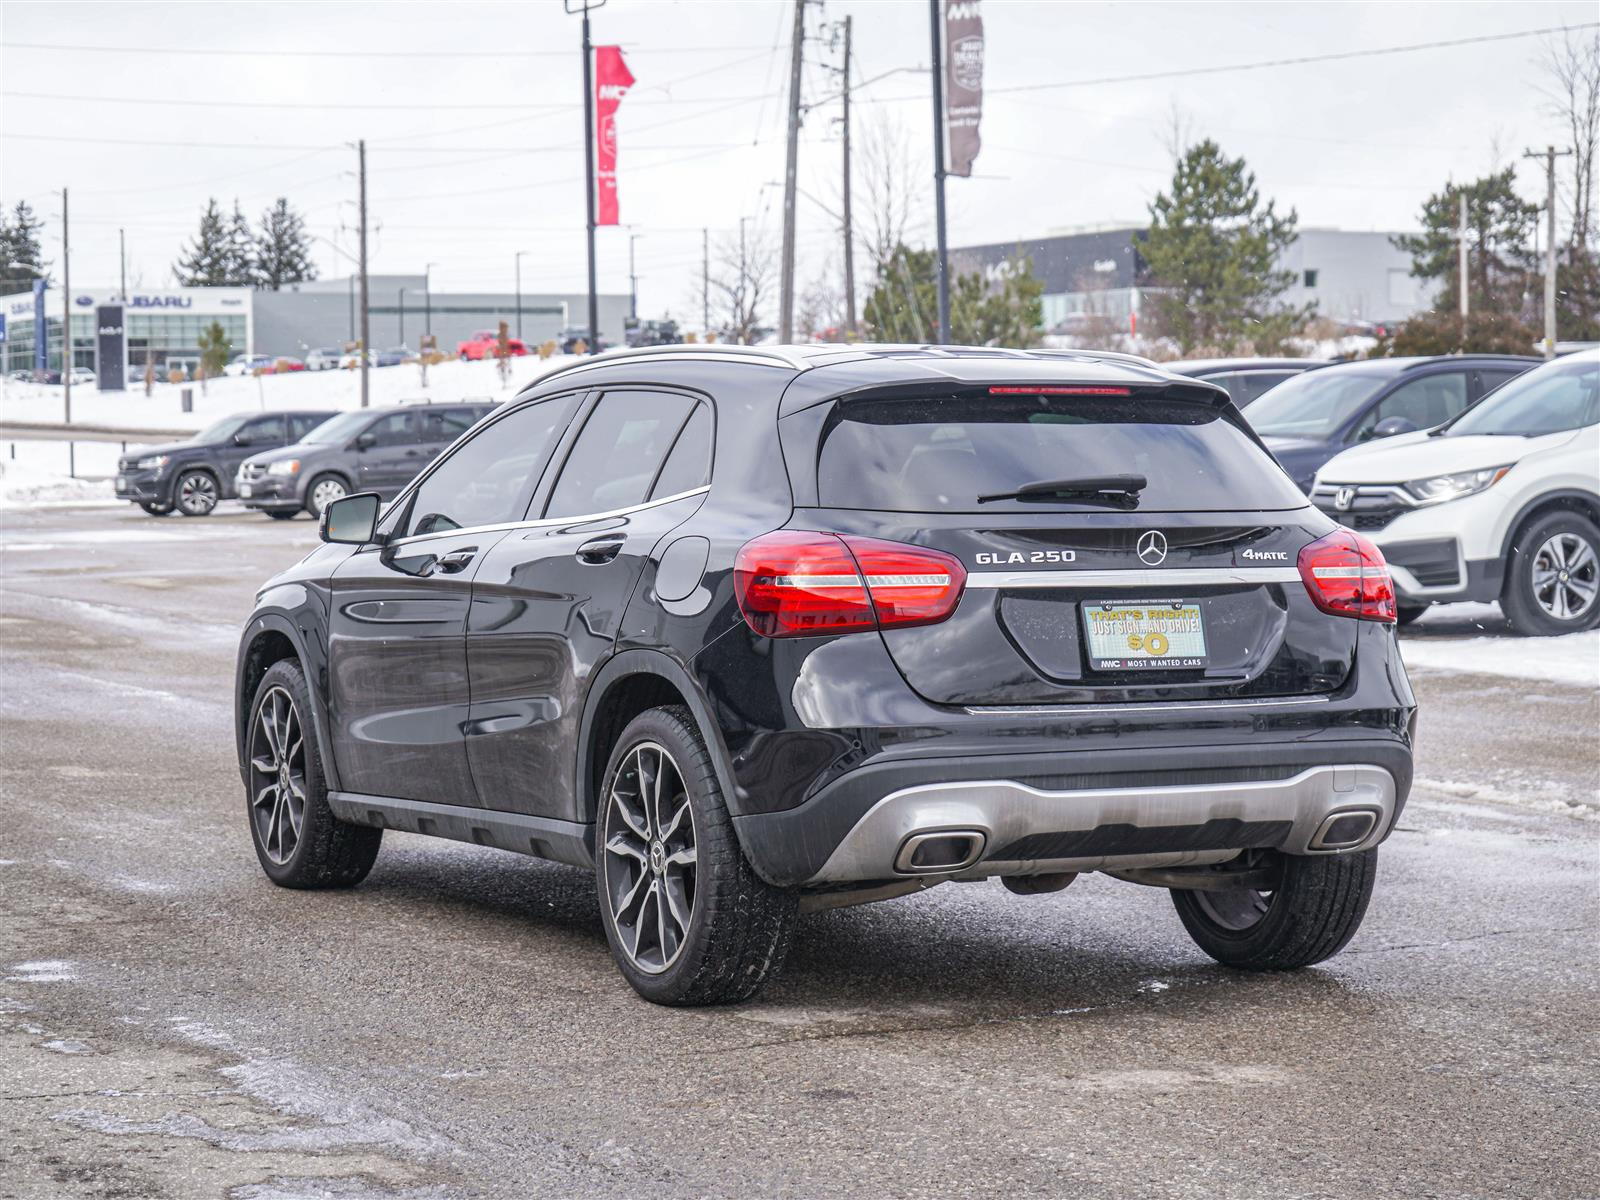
[733,736,1413,888]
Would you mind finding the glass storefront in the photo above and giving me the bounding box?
[2,312,247,376]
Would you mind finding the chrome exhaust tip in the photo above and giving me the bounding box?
[894,829,987,874]
[1309,807,1380,851]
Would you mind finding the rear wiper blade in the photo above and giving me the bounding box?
[977,474,1148,504]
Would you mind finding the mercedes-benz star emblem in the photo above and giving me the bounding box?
[1136,530,1168,566]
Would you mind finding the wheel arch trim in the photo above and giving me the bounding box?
[1498,487,1600,576]
[576,648,739,827]
[235,612,342,794]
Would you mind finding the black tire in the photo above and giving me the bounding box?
[138,500,173,516]
[1395,604,1428,626]
[1172,849,1377,970]
[266,510,298,521]
[1500,510,1600,636]
[174,469,219,517]
[245,659,382,889]
[596,705,797,1006]
[303,473,349,519]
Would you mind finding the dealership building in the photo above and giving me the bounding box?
[950,225,1428,331]
[1,274,630,378]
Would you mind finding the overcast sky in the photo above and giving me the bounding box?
[2,0,1594,321]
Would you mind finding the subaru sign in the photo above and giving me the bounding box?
[96,304,127,392]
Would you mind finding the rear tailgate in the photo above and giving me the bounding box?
[780,381,1352,706]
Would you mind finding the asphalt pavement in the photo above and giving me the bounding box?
[2,501,1596,1200]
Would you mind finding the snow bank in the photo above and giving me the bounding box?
[1399,603,1599,690]
[0,354,581,434]
[0,455,115,509]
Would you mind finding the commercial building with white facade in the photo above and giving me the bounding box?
[1,275,629,379]
[950,225,1428,332]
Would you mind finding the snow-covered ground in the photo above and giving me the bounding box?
[0,353,578,434]
[1399,602,1599,690]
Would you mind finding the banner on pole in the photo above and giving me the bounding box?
[943,0,984,178]
[595,45,635,226]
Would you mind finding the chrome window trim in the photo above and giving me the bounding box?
[965,566,1303,589]
[377,485,711,551]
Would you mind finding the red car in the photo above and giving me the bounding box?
[456,330,530,361]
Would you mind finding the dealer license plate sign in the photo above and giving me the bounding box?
[238,484,252,498]
[1084,600,1208,670]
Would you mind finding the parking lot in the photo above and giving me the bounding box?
[2,501,1596,1200]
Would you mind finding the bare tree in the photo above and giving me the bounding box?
[796,260,846,341]
[1159,97,1195,160]
[1542,28,1600,251]
[708,224,777,344]
[855,112,928,277]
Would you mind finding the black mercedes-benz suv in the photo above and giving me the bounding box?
[235,345,1416,1006]
[116,410,333,516]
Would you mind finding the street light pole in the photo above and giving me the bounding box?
[424,262,437,338]
[928,0,950,344]
[566,0,607,354]
[628,232,640,320]
[398,287,407,347]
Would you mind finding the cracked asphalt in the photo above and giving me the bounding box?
[2,502,1597,1200]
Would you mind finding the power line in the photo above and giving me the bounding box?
[2,88,777,112]
[0,40,776,59]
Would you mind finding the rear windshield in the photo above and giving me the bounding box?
[814,393,1307,512]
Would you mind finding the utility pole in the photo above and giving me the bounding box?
[1524,144,1573,360]
[1457,187,1469,325]
[567,0,606,354]
[398,287,406,347]
[118,227,126,301]
[701,227,710,336]
[514,250,527,341]
[62,187,71,428]
[928,0,950,343]
[627,232,640,320]
[424,262,436,337]
[840,14,857,337]
[358,138,370,407]
[778,0,806,342]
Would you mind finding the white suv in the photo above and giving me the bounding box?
[1310,350,1599,636]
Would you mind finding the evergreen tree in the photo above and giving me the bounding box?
[0,199,49,289]
[1139,139,1313,354]
[863,245,1043,345]
[196,319,231,393]
[1382,171,1540,354]
[226,200,257,286]
[174,199,234,286]
[253,198,318,290]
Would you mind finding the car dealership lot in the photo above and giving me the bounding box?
[2,504,1596,1200]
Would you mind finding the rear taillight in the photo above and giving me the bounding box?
[733,531,967,638]
[1297,530,1396,623]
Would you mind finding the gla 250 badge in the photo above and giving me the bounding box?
[973,550,1077,565]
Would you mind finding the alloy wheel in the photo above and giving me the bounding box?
[248,685,307,865]
[178,472,218,515]
[602,741,698,974]
[1531,532,1598,621]
[310,478,347,514]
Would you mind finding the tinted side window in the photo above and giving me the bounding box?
[418,408,480,443]
[288,413,325,441]
[1357,371,1469,436]
[1237,371,1294,406]
[238,415,284,444]
[368,412,419,446]
[1472,368,1522,400]
[403,396,578,538]
[545,391,697,518]
[649,404,712,499]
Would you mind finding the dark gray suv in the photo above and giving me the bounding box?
[236,402,494,518]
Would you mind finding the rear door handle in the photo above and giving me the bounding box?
[576,535,625,565]
[436,548,476,574]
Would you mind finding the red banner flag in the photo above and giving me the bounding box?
[595,45,635,226]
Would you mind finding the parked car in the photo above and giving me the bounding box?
[457,330,529,361]
[305,347,344,371]
[1311,349,1599,634]
[625,318,681,348]
[273,357,308,373]
[224,354,277,378]
[337,350,374,370]
[1166,358,1327,408]
[1243,354,1540,491]
[65,366,95,385]
[234,344,1415,1006]
[558,326,611,355]
[375,347,409,368]
[115,410,335,517]
[236,402,496,518]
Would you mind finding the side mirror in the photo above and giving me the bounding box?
[320,491,381,545]
[233,433,253,446]
[354,432,377,450]
[1371,416,1418,439]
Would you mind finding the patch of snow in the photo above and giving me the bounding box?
[41,1038,94,1055]
[6,960,77,983]
[1399,602,1598,689]
[1414,778,1599,822]
[0,454,116,509]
